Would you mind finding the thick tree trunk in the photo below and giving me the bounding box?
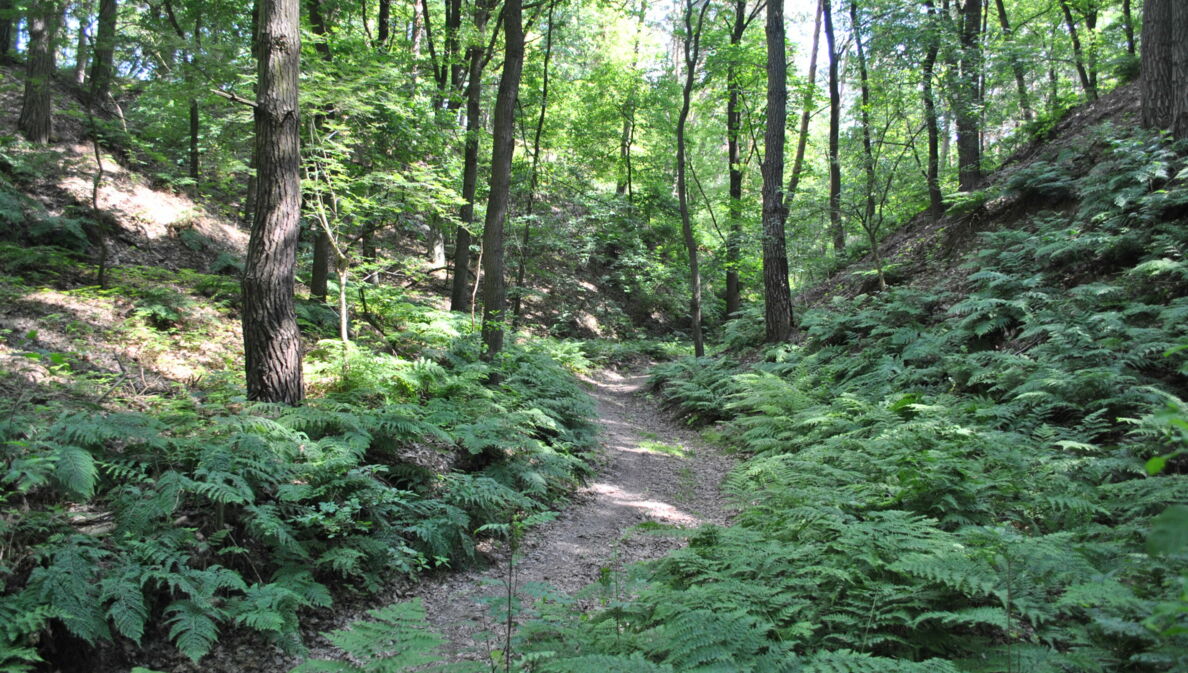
[512,2,554,322]
[450,0,492,312]
[677,0,708,358]
[823,0,843,253]
[922,0,943,220]
[19,3,58,144]
[307,0,335,301]
[1141,0,1188,139]
[993,0,1031,120]
[90,0,117,103]
[480,0,524,361]
[0,0,14,61]
[724,0,746,318]
[1059,0,1097,101]
[761,0,793,342]
[954,0,983,192]
[242,0,303,404]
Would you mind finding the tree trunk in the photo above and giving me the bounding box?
[1122,0,1135,56]
[0,0,14,61]
[823,0,843,253]
[307,0,335,301]
[1141,0,1188,139]
[90,0,117,103]
[724,0,746,318]
[1058,0,1097,101]
[19,2,58,144]
[851,0,884,291]
[922,0,943,220]
[954,0,983,192]
[450,0,493,312]
[993,0,1031,120]
[761,0,793,342]
[480,0,524,361]
[242,0,303,405]
[73,0,91,85]
[787,0,821,201]
[616,0,643,199]
[377,0,390,47]
[677,0,708,358]
[512,1,554,322]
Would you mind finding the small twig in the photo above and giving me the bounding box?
[211,88,257,108]
[96,356,130,404]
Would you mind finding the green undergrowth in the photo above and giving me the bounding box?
[346,125,1188,671]
[0,259,598,668]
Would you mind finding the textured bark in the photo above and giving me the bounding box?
[761,0,793,342]
[19,2,59,144]
[1059,0,1097,100]
[954,0,983,192]
[823,0,843,252]
[993,0,1031,120]
[450,0,493,312]
[480,0,524,361]
[922,0,943,220]
[242,0,303,405]
[724,0,746,317]
[512,2,554,322]
[0,0,13,61]
[90,0,117,102]
[1141,0,1188,139]
[307,0,334,301]
[676,0,708,358]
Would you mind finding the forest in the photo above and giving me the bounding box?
[0,0,1186,670]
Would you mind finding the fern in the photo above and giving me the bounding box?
[290,600,463,673]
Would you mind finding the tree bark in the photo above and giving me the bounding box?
[677,0,708,357]
[90,0,117,103]
[922,0,943,220]
[823,0,844,253]
[512,1,554,322]
[761,0,793,341]
[954,0,983,192]
[1141,0,1188,139]
[19,2,59,144]
[724,0,746,318]
[243,0,303,404]
[377,0,390,47]
[480,0,524,361]
[450,0,493,312]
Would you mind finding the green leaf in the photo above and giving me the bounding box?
[1146,455,1168,476]
[1147,505,1188,557]
[54,445,97,499]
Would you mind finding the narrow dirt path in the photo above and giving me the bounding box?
[401,367,736,661]
[129,368,732,671]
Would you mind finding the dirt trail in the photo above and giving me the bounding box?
[122,368,732,671]
[399,367,736,661]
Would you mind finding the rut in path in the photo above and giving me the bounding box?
[390,367,736,662]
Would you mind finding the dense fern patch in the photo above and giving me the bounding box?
[0,276,597,669]
[501,127,1188,670]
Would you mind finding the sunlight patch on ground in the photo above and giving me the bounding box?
[586,482,700,526]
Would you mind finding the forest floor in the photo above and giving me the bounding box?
[395,367,736,663]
